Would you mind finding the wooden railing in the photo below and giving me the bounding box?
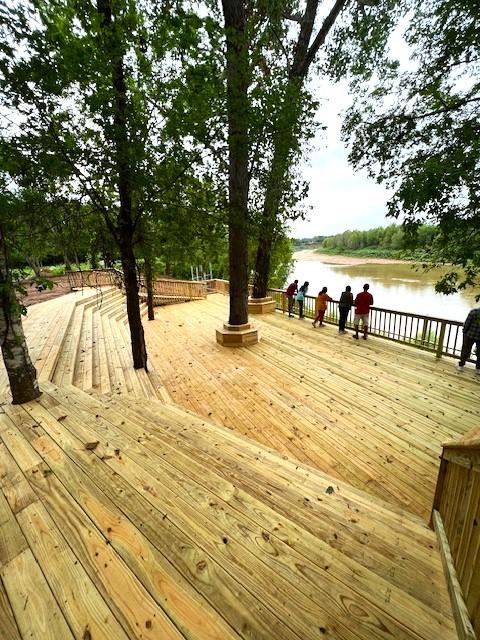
[267,287,467,361]
[206,279,255,296]
[430,428,480,640]
[206,279,230,295]
[68,269,207,305]
[138,277,207,304]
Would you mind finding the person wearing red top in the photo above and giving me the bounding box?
[285,279,298,317]
[353,283,374,340]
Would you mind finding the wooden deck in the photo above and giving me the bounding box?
[1,383,455,639]
[1,289,476,638]
[144,293,480,520]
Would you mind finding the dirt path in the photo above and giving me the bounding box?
[294,249,410,265]
[20,275,72,307]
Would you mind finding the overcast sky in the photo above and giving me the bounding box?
[289,78,394,239]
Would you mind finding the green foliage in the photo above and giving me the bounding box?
[268,235,294,288]
[342,0,480,295]
[0,0,229,280]
[317,223,439,259]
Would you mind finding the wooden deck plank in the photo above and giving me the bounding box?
[142,297,480,518]
[0,490,29,567]
[0,576,22,640]
[23,460,232,640]
[13,400,307,640]
[1,549,75,640]
[0,290,468,640]
[42,386,455,640]
[16,501,142,640]
[59,385,450,614]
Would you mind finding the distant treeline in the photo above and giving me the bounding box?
[293,235,326,248]
[294,224,438,259]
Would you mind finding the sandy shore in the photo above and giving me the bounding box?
[294,249,409,266]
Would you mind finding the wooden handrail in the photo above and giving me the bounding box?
[430,436,480,639]
[67,269,207,305]
[442,427,480,450]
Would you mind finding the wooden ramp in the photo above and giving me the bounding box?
[0,383,455,640]
[143,294,480,520]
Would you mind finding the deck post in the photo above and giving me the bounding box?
[436,321,447,358]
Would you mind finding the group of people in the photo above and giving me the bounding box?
[285,279,374,340]
[285,278,480,370]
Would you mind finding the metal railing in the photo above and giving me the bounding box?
[267,288,467,360]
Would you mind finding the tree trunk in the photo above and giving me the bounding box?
[103,251,113,268]
[97,0,148,370]
[252,118,298,298]
[144,256,155,321]
[119,236,148,369]
[222,0,250,326]
[27,257,42,278]
[0,227,41,404]
[63,252,72,271]
[90,250,99,269]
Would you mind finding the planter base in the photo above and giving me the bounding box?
[216,322,259,347]
[247,296,276,314]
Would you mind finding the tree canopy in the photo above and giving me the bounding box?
[343,0,480,295]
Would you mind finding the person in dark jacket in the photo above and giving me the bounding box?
[338,285,353,333]
[285,279,298,317]
[457,306,480,374]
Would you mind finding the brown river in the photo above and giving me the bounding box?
[291,251,480,322]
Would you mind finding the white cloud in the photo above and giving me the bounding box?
[290,79,393,238]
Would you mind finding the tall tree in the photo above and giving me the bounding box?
[251,0,347,299]
[0,0,219,367]
[342,0,480,296]
[222,0,250,325]
[0,192,40,404]
[96,0,147,368]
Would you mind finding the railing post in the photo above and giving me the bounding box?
[421,319,428,346]
[436,321,447,358]
[282,294,286,314]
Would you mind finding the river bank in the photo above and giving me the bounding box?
[293,249,410,266]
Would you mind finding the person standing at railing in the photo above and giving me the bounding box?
[312,287,332,327]
[352,283,374,340]
[296,281,309,319]
[338,285,353,334]
[457,306,480,374]
[285,279,298,317]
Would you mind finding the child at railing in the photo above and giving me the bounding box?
[313,287,332,327]
[296,282,309,319]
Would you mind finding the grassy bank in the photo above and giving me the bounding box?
[313,246,419,261]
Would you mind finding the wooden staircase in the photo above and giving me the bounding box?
[44,287,169,402]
